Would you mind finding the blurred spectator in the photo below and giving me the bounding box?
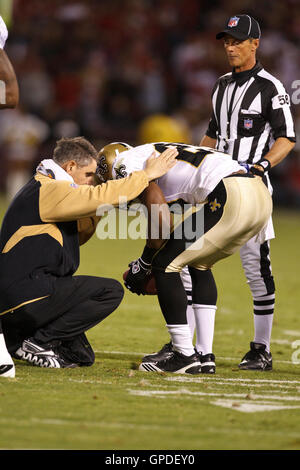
[0,106,49,199]
[137,113,191,144]
[0,0,298,205]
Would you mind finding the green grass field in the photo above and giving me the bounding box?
[0,196,300,451]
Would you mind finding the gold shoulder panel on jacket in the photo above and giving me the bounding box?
[2,224,63,253]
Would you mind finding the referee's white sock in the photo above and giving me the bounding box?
[254,314,274,353]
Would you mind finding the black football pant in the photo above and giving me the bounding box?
[2,275,124,363]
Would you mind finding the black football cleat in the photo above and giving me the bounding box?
[15,338,78,369]
[142,342,174,363]
[200,353,216,374]
[239,342,272,371]
[139,350,202,374]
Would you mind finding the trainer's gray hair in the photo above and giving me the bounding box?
[53,136,98,167]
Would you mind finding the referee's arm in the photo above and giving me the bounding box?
[199,114,217,148]
[261,84,296,168]
[200,135,217,148]
[261,137,295,169]
[199,135,295,168]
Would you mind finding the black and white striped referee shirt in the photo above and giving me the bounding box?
[206,61,296,163]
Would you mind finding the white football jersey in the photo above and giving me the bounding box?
[112,142,246,203]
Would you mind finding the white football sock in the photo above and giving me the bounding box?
[0,333,15,377]
[193,304,217,355]
[0,333,13,363]
[167,324,195,357]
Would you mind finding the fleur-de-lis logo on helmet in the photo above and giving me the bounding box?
[96,142,132,183]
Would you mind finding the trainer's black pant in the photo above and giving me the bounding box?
[2,275,124,358]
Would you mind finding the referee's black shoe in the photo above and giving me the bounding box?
[139,350,202,374]
[142,341,174,363]
[238,342,272,371]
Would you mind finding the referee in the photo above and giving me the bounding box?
[182,14,296,371]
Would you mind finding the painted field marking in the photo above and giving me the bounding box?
[283,330,300,336]
[272,339,292,345]
[210,399,300,413]
[128,387,300,413]
[128,388,300,402]
[165,376,300,385]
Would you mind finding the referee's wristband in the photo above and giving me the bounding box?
[250,159,271,177]
[257,159,271,172]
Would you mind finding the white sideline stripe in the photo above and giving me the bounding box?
[128,388,300,402]
[272,339,291,345]
[164,377,300,389]
[211,399,300,413]
[68,376,299,390]
[165,376,300,385]
[94,350,297,364]
[283,330,300,336]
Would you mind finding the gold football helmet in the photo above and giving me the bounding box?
[97,142,132,182]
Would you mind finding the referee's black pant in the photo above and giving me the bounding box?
[2,275,124,364]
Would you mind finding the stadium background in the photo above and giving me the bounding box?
[0,0,299,206]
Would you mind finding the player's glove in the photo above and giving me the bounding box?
[0,16,8,50]
[249,159,271,177]
[124,245,157,295]
[124,258,152,295]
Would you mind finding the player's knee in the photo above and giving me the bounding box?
[109,279,124,307]
[96,277,124,309]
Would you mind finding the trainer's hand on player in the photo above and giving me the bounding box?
[0,16,8,49]
[144,148,178,181]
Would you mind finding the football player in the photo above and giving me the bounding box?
[97,142,272,374]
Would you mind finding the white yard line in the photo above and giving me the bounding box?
[283,330,300,336]
[210,399,300,413]
[128,388,300,402]
[165,376,300,385]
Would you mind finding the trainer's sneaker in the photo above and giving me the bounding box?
[200,353,216,374]
[238,342,272,371]
[15,338,78,369]
[0,362,15,378]
[142,342,174,363]
[139,350,202,374]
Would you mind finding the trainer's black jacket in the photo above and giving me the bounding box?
[0,169,149,315]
